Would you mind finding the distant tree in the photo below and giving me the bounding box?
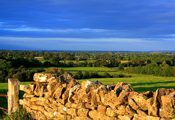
[0,70,8,82]
[103,72,112,78]
[50,56,60,66]
[118,64,124,70]
[83,71,90,79]
[74,71,83,79]
[0,59,12,70]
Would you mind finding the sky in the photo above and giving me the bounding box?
[0,0,175,51]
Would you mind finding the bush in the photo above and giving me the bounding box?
[113,73,131,78]
[83,71,90,79]
[125,63,174,77]
[102,72,112,78]
[3,106,33,120]
[73,71,83,79]
[73,71,114,79]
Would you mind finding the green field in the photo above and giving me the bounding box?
[83,75,175,92]
[1,74,175,93]
[1,67,175,92]
[50,66,117,72]
[0,82,30,90]
[1,67,175,117]
[0,82,30,117]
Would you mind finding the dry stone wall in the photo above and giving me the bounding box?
[20,73,175,120]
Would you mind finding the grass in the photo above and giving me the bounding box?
[0,82,30,118]
[1,67,175,93]
[60,67,175,92]
[27,66,175,92]
[0,82,30,90]
[83,74,175,92]
[59,60,96,63]
[32,66,117,72]
[60,67,117,72]
[3,106,32,120]
[1,66,175,118]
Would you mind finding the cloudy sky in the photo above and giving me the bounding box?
[0,0,175,51]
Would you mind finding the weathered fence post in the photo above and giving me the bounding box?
[8,78,20,115]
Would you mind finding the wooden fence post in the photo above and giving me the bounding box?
[8,78,20,115]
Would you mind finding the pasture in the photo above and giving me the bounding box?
[60,67,116,72]
[1,67,175,92]
[60,67,175,92]
[1,67,175,117]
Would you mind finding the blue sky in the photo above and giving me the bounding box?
[0,0,175,51]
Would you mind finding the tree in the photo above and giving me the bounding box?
[118,64,124,70]
[50,57,60,66]
[0,70,8,82]
[0,59,12,70]
[74,71,83,79]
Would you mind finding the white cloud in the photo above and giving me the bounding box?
[0,36,175,51]
[165,34,175,37]
[0,21,5,27]
[2,26,116,33]
[0,36,151,43]
[4,27,55,32]
[0,21,4,25]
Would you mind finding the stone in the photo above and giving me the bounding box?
[103,86,131,108]
[77,108,89,117]
[21,73,175,120]
[57,104,67,114]
[65,102,72,108]
[116,105,135,117]
[67,79,78,90]
[89,110,113,120]
[68,84,80,102]
[74,89,88,103]
[71,103,84,109]
[147,89,161,117]
[159,92,175,119]
[106,107,117,117]
[88,89,98,106]
[53,85,64,99]
[85,102,95,110]
[136,109,147,116]
[118,115,132,120]
[128,98,139,110]
[23,94,35,98]
[67,108,77,118]
[33,73,55,83]
[99,90,106,105]
[117,90,130,106]
[53,112,67,120]
[143,91,153,98]
[63,73,75,82]
[20,85,33,94]
[96,92,101,103]
[81,80,95,93]
[148,88,175,117]
[125,105,136,116]
[133,114,160,120]
[147,98,158,117]
[116,105,126,116]
[33,82,47,97]
[129,94,148,111]
[89,110,99,119]
[81,94,90,103]
[114,82,133,93]
[74,117,92,120]
[97,105,107,115]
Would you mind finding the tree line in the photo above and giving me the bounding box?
[0,50,175,82]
